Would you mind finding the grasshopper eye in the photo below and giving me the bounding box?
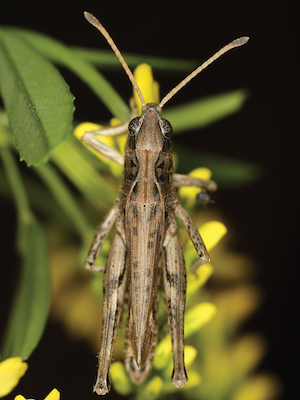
[160,118,172,138]
[128,117,141,136]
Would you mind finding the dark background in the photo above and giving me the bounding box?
[1,1,298,399]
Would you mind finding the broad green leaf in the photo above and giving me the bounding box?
[4,28,130,121]
[1,218,50,360]
[0,29,74,165]
[164,90,248,133]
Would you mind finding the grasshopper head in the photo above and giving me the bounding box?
[127,103,172,153]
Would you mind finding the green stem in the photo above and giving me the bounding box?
[35,163,93,238]
[0,145,32,223]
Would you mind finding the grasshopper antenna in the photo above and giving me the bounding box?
[159,36,249,109]
[84,11,146,108]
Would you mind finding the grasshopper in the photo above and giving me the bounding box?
[81,11,248,395]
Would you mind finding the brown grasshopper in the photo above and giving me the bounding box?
[81,11,248,395]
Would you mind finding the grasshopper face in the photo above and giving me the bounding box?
[127,103,172,150]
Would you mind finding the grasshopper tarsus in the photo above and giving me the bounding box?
[172,366,188,388]
[93,373,111,396]
[83,11,248,394]
[85,264,105,272]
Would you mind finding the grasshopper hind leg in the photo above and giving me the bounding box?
[163,210,188,388]
[93,233,127,395]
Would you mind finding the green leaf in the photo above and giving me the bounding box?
[0,146,50,361]
[35,162,93,237]
[164,90,249,133]
[51,134,117,209]
[4,28,130,121]
[176,146,262,187]
[0,29,74,166]
[72,47,198,72]
[1,218,50,360]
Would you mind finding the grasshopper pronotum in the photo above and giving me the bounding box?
[82,11,248,395]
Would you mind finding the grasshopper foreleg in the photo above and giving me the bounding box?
[173,173,217,193]
[163,210,188,387]
[81,131,124,165]
[94,233,127,395]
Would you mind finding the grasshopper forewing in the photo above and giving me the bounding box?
[82,11,248,395]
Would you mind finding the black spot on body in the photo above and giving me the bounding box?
[118,265,126,287]
[129,357,136,372]
[157,160,165,169]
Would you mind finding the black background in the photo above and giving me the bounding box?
[1,1,298,399]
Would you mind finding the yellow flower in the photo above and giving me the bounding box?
[133,64,160,112]
[14,388,60,400]
[0,357,27,397]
